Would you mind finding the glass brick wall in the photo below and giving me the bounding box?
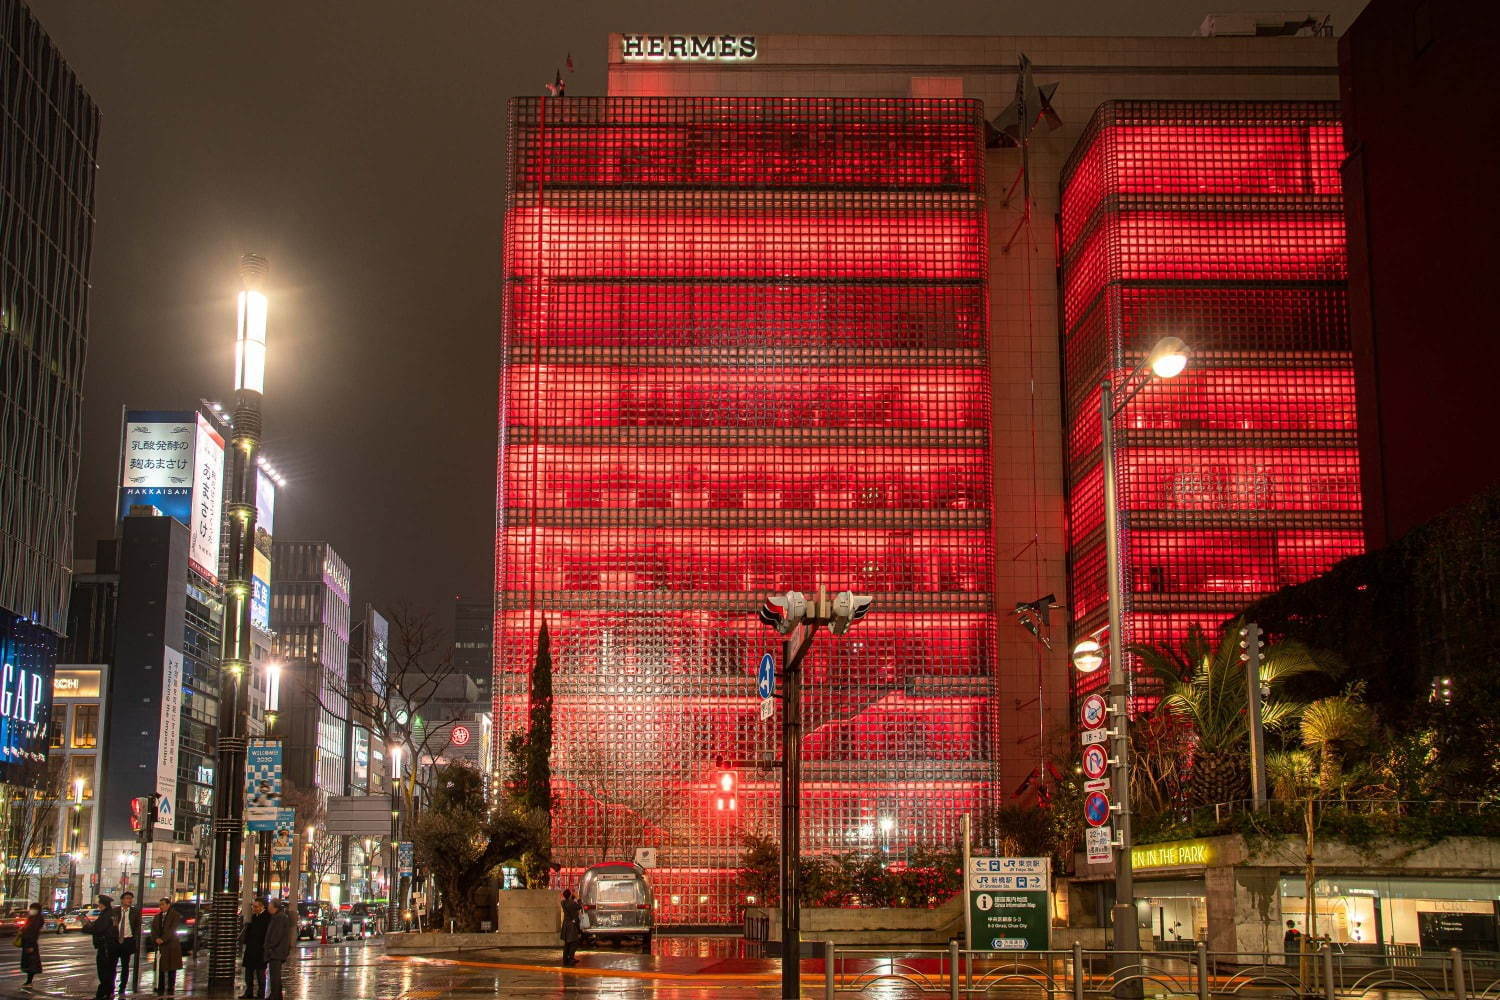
[1060,101,1362,704]
[498,97,995,923]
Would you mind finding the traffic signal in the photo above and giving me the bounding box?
[757,591,807,635]
[829,591,872,635]
[129,797,147,833]
[714,769,738,812]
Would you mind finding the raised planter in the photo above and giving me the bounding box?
[747,894,964,946]
[384,889,562,952]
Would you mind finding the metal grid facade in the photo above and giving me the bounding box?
[1060,101,1362,701]
[0,0,99,635]
[498,97,995,923]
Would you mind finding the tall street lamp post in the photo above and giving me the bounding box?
[208,253,270,989]
[388,744,402,933]
[1099,336,1188,995]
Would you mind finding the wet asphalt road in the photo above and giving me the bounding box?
[0,932,820,1000]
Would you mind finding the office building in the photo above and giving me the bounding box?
[345,603,388,796]
[496,31,1353,920]
[451,596,492,696]
[39,664,107,908]
[270,540,352,799]
[0,0,100,808]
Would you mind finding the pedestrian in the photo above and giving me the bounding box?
[18,901,43,988]
[1284,919,1303,961]
[263,897,294,1000]
[559,888,582,967]
[150,898,183,995]
[87,894,120,1000]
[240,897,270,998]
[114,891,141,996]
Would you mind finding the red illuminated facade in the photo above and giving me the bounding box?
[1061,101,1363,700]
[498,98,995,922]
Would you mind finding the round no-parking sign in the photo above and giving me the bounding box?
[1081,743,1109,780]
[1079,694,1108,730]
[1084,791,1112,827]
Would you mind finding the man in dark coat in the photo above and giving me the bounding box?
[263,898,294,1000]
[150,897,183,995]
[88,894,120,1000]
[113,891,142,996]
[559,889,582,966]
[240,898,271,998]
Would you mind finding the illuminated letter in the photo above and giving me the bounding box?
[689,36,714,58]
[646,36,665,58]
[667,36,686,58]
[720,35,736,57]
[622,35,644,58]
[740,36,757,58]
[26,671,41,724]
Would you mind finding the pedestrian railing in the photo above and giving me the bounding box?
[821,941,1500,1000]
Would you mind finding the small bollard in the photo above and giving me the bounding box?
[949,939,961,1000]
[1073,942,1085,1000]
[1451,948,1467,1000]
[1196,942,1209,1000]
[825,940,836,1000]
[1321,943,1336,1000]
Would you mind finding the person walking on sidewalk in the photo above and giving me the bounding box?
[240,898,270,998]
[18,902,43,988]
[263,898,294,1000]
[150,898,182,995]
[113,891,141,996]
[559,889,582,967]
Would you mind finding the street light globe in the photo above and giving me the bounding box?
[1147,336,1189,379]
[1072,638,1105,674]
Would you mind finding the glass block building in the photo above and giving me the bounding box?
[0,0,100,788]
[1060,101,1363,700]
[498,97,995,922]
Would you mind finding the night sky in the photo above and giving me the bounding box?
[28,0,1369,620]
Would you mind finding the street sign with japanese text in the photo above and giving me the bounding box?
[1086,826,1113,864]
[967,857,1050,950]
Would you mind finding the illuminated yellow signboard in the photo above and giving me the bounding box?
[1131,839,1216,870]
[53,669,102,698]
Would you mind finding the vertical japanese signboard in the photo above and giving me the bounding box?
[250,470,275,631]
[967,857,1051,950]
[245,738,283,831]
[189,414,225,582]
[155,647,182,833]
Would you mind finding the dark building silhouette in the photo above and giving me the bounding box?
[1340,0,1500,546]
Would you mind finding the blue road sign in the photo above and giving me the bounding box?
[757,652,775,699]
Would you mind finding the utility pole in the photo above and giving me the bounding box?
[208,253,270,990]
[1243,623,1268,811]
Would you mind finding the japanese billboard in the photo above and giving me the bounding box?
[155,646,183,833]
[270,809,296,862]
[250,470,275,631]
[119,410,225,583]
[245,738,283,831]
[967,857,1050,951]
[189,414,225,582]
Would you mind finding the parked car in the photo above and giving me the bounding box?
[577,862,653,950]
[296,901,328,940]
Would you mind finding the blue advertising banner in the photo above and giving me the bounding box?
[245,738,282,830]
[398,842,414,878]
[270,809,296,862]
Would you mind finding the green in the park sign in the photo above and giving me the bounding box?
[967,857,1050,951]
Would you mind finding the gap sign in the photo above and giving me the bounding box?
[967,857,1050,951]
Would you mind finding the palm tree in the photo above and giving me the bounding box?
[1299,691,1375,796]
[1133,620,1323,808]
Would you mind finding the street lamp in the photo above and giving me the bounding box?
[388,744,402,933]
[209,252,271,989]
[265,661,281,728]
[305,826,317,901]
[1098,335,1188,988]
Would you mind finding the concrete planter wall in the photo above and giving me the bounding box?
[384,889,562,952]
[749,894,964,945]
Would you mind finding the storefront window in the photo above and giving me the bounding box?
[50,705,67,749]
[1140,878,1208,947]
[1281,877,1500,953]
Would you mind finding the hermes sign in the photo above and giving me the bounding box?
[621,34,758,61]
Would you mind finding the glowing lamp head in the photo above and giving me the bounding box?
[1071,638,1105,674]
[1146,336,1188,379]
[235,289,269,393]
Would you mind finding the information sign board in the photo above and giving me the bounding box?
[967,857,1050,951]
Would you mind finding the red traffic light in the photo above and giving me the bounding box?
[714,770,738,811]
